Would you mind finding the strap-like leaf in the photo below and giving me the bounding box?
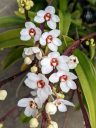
[75,50,96,128]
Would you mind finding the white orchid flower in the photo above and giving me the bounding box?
[49,71,77,93]
[34,6,60,29]
[22,47,42,65]
[41,52,69,74]
[18,97,42,117]
[20,22,41,41]
[67,55,79,69]
[40,29,62,51]
[24,73,52,103]
[54,99,74,112]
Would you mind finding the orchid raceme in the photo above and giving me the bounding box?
[16,4,80,128]
[20,22,41,41]
[40,29,62,51]
[34,6,60,29]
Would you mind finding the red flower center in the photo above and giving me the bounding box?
[50,58,58,67]
[60,75,68,82]
[37,80,45,88]
[44,13,51,21]
[29,101,37,108]
[46,35,53,44]
[29,28,36,36]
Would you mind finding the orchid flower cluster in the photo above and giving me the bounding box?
[18,6,79,128]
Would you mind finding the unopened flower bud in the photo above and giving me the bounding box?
[31,66,38,73]
[24,57,32,65]
[19,7,24,14]
[0,123,3,128]
[45,102,57,115]
[29,118,39,128]
[47,121,58,128]
[0,90,7,101]
[57,93,65,99]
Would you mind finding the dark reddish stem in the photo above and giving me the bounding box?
[77,87,91,128]
[0,106,18,122]
[64,32,96,55]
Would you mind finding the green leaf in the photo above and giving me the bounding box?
[75,50,96,128]
[59,0,68,12]
[0,16,24,28]
[59,36,73,53]
[87,0,96,4]
[89,44,96,60]
[20,113,32,123]
[15,11,36,20]
[59,10,71,36]
[2,47,23,69]
[0,29,34,48]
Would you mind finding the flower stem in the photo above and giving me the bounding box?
[77,86,91,128]
[0,106,18,122]
[64,32,96,56]
[24,9,30,21]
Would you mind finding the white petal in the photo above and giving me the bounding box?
[24,47,33,55]
[20,28,29,36]
[38,73,49,85]
[30,91,37,96]
[47,20,56,29]
[45,6,55,14]
[35,27,42,35]
[32,47,40,54]
[0,90,7,101]
[52,15,60,22]
[37,10,46,17]
[41,66,53,74]
[57,63,69,72]
[20,35,31,41]
[49,73,59,83]
[44,85,52,96]
[37,89,48,103]
[62,100,74,107]
[67,80,77,90]
[58,103,67,112]
[35,97,42,109]
[27,72,39,81]
[24,107,38,117]
[40,37,46,46]
[60,82,70,93]
[53,38,62,46]
[41,32,49,39]
[34,16,44,23]
[69,72,77,80]
[48,52,60,58]
[48,43,58,51]
[18,98,32,107]
[49,29,60,37]
[41,57,51,66]
[24,78,37,89]
[25,22,36,29]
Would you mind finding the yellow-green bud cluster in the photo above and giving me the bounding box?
[86,38,95,47]
[17,0,34,13]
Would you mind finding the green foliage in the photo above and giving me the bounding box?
[20,113,32,123]
[0,28,34,49]
[2,47,23,69]
[75,50,96,128]
[0,16,24,28]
